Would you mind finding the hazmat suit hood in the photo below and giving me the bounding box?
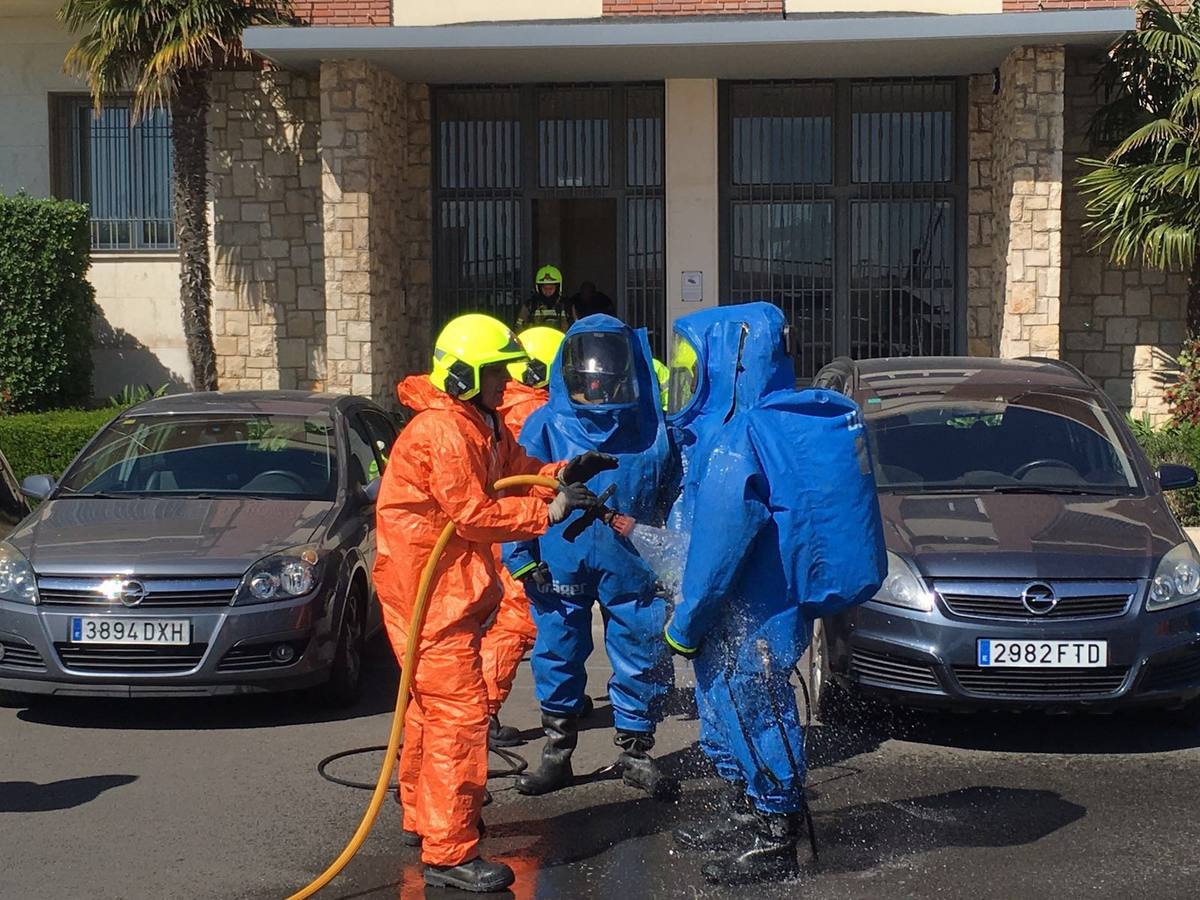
[397,374,462,414]
[667,301,794,457]
[545,314,664,450]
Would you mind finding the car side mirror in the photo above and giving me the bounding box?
[361,477,381,505]
[1158,464,1197,492]
[20,474,55,502]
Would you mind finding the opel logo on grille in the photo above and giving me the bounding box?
[1021,582,1057,616]
[118,579,147,608]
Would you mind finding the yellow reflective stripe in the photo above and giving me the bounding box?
[510,562,538,579]
[664,628,697,656]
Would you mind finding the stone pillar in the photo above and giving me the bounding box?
[319,61,432,403]
[966,73,996,357]
[209,69,324,390]
[1060,48,1186,424]
[990,45,1065,360]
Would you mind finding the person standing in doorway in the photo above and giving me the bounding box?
[568,281,616,321]
[516,264,570,331]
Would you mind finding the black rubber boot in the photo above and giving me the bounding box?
[673,781,757,851]
[614,730,679,800]
[488,714,522,748]
[580,694,595,718]
[399,818,486,849]
[513,713,577,796]
[701,811,800,885]
[423,858,514,892]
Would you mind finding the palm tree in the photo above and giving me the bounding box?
[59,0,293,391]
[1079,0,1200,330]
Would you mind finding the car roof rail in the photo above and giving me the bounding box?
[1016,355,1090,384]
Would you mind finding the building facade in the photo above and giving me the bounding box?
[0,0,1186,420]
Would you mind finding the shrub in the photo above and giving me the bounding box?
[0,407,120,483]
[1164,338,1200,426]
[0,193,96,413]
[1130,417,1200,527]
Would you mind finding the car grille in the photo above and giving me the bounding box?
[850,649,941,691]
[216,641,305,673]
[54,642,207,673]
[38,577,238,609]
[951,665,1129,697]
[935,579,1135,622]
[0,636,46,671]
[1140,645,1200,692]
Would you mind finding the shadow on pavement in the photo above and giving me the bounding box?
[14,638,399,731]
[812,786,1085,874]
[0,774,137,812]
[886,707,1200,755]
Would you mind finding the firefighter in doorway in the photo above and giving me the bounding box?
[516,265,571,331]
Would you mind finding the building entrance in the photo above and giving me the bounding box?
[433,83,666,350]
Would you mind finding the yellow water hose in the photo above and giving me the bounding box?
[287,473,561,900]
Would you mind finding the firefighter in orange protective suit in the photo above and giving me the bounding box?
[374,313,615,894]
[480,326,566,748]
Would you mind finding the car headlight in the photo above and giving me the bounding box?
[1147,542,1200,611]
[871,551,933,612]
[235,545,323,605]
[0,541,38,605]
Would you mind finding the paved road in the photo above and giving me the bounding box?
[3,630,1200,900]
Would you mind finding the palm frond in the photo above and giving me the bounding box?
[58,0,294,116]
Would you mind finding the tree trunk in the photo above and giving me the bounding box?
[171,70,217,391]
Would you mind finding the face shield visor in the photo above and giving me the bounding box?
[562,331,639,406]
[666,333,701,417]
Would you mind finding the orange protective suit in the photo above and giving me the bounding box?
[480,381,549,714]
[375,375,562,867]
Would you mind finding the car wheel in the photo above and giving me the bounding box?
[807,620,853,724]
[314,585,366,709]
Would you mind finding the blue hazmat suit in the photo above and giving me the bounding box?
[664,302,886,814]
[505,314,676,734]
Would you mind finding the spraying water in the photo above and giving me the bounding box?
[627,523,690,603]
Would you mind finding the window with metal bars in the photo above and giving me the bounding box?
[52,95,176,251]
[721,79,965,380]
[432,84,666,353]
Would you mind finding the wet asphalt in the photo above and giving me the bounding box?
[3,617,1200,900]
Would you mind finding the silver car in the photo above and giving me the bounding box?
[0,391,396,705]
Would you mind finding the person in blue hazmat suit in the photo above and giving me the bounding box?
[504,313,678,798]
[663,302,887,885]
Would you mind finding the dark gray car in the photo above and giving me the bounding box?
[0,391,397,704]
[810,357,1200,715]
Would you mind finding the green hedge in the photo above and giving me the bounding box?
[1131,418,1200,527]
[0,193,96,413]
[0,407,120,483]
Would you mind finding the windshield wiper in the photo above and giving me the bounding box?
[983,484,1134,496]
[882,484,1134,497]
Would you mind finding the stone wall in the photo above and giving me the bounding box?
[966,73,995,357]
[209,69,324,391]
[320,61,432,403]
[990,45,1065,360]
[1060,48,1186,423]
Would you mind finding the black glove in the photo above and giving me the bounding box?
[548,482,598,524]
[561,451,619,485]
[518,561,551,588]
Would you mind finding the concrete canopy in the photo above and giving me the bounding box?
[243,9,1134,82]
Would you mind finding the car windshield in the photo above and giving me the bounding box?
[58,413,337,501]
[863,389,1140,495]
